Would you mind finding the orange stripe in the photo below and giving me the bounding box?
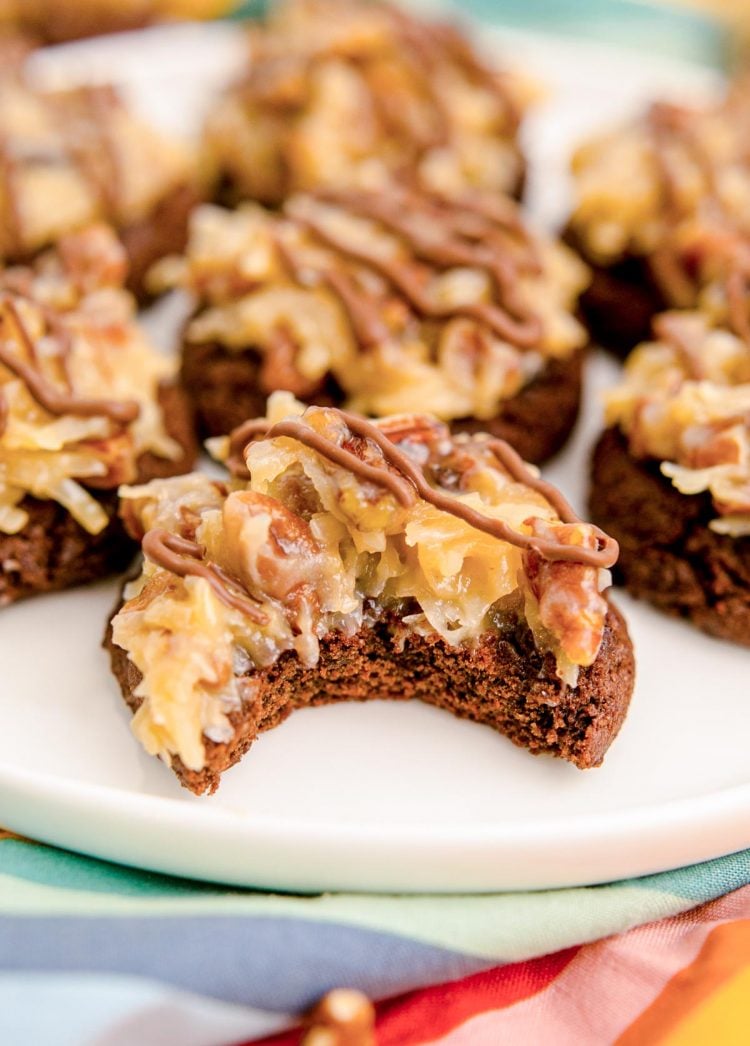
[616,920,750,1045]
[0,828,27,842]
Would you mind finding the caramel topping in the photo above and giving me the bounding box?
[228,407,618,569]
[142,529,269,624]
[0,298,140,425]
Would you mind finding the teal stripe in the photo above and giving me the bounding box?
[4,838,749,905]
[226,0,728,68]
[624,849,750,902]
[0,841,230,898]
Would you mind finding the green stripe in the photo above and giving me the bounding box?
[2,840,748,962]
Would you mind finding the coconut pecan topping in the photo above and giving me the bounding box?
[203,0,531,206]
[0,226,181,536]
[606,311,750,534]
[0,77,195,260]
[157,187,588,424]
[570,78,750,340]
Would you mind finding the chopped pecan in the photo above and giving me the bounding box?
[58,225,128,294]
[523,518,607,666]
[222,489,322,603]
[259,324,324,398]
[303,989,375,1046]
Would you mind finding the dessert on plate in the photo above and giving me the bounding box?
[106,392,634,794]
[0,72,202,299]
[565,81,750,355]
[162,188,590,464]
[0,225,196,606]
[0,0,234,42]
[203,0,531,207]
[590,311,750,644]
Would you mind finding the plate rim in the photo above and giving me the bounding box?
[2,761,749,892]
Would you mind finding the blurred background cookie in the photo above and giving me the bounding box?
[0,72,204,299]
[0,0,237,43]
[203,0,533,207]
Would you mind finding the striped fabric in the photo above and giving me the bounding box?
[1,831,749,1044]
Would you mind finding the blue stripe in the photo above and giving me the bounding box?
[0,916,484,1011]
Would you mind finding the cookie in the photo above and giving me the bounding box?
[106,394,633,792]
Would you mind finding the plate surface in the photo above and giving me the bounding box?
[1,17,748,893]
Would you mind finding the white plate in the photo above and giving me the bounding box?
[1,18,748,894]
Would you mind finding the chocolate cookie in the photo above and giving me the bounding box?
[182,336,584,466]
[590,427,750,645]
[171,188,590,463]
[106,601,634,794]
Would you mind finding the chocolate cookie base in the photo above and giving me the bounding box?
[181,338,584,465]
[105,602,634,795]
[590,427,750,645]
[0,382,197,607]
[122,183,202,304]
[563,226,665,358]
[19,8,152,44]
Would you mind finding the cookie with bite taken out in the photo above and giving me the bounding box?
[105,392,634,794]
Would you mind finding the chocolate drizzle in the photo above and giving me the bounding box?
[284,193,544,349]
[273,230,392,349]
[378,5,520,140]
[313,187,540,327]
[79,85,123,216]
[0,136,24,256]
[226,408,618,569]
[645,100,750,341]
[0,298,140,428]
[142,529,268,624]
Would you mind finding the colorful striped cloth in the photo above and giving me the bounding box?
[1,830,749,1044]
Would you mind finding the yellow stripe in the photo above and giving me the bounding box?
[665,967,750,1046]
